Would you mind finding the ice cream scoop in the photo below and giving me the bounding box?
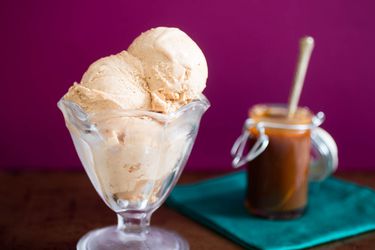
[128,27,208,112]
[65,51,151,113]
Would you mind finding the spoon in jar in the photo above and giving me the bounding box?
[287,36,315,118]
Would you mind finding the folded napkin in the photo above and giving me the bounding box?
[167,171,375,250]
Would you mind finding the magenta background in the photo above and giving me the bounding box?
[0,0,374,171]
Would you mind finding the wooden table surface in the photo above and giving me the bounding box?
[1,171,375,249]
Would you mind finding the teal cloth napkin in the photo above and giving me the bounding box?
[167,171,375,250]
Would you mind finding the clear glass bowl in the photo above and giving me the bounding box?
[58,95,210,250]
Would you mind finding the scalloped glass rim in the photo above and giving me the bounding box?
[57,93,210,123]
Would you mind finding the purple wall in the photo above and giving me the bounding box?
[1,0,374,171]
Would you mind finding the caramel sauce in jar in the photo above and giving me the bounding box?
[246,104,313,219]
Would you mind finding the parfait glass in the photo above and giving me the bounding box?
[58,95,210,250]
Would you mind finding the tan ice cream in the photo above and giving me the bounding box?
[90,116,188,203]
[65,51,151,113]
[65,27,208,114]
[128,27,208,112]
[62,27,207,208]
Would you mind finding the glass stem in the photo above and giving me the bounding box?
[117,211,151,234]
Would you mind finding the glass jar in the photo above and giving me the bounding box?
[231,104,338,219]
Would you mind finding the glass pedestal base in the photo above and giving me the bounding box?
[77,226,189,250]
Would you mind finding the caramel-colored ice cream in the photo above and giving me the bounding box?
[65,27,208,114]
[65,51,151,112]
[62,27,207,208]
[128,27,208,113]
